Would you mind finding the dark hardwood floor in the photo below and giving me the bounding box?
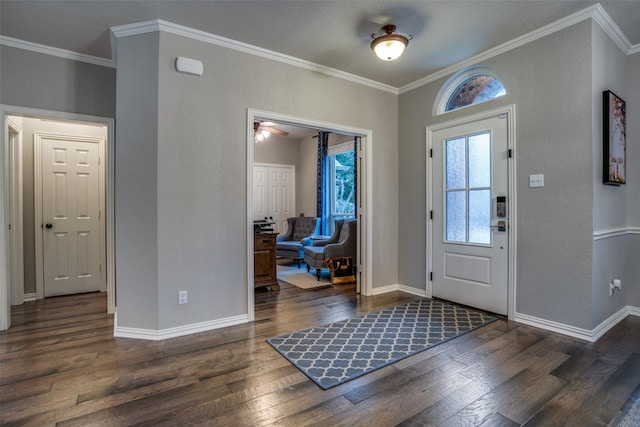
[1,282,639,426]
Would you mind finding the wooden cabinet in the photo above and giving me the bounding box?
[254,233,279,290]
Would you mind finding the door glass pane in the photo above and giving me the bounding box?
[445,138,466,189]
[468,189,491,244]
[446,191,466,242]
[468,133,490,188]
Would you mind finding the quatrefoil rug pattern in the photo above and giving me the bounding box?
[267,298,497,389]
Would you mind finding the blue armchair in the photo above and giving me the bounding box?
[276,216,318,267]
[304,219,356,280]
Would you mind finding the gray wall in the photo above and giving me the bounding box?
[591,23,629,326]
[115,29,398,330]
[254,134,300,166]
[0,46,116,118]
[399,22,595,329]
[298,134,318,217]
[626,52,640,308]
[115,32,160,330]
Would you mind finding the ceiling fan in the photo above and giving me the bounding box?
[254,121,289,142]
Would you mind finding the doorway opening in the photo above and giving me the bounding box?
[246,109,373,321]
[1,105,115,331]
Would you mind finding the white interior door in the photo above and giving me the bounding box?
[431,115,509,315]
[41,136,103,297]
[253,165,269,220]
[253,164,294,235]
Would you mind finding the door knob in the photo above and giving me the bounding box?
[45,223,53,229]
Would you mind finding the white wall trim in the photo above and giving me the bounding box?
[399,4,636,94]
[23,292,36,302]
[113,311,249,341]
[593,227,639,240]
[515,306,640,343]
[111,20,398,95]
[590,4,634,54]
[7,118,24,307]
[370,283,399,296]
[0,35,115,68]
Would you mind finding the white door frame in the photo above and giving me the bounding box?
[246,109,373,321]
[7,118,24,306]
[34,132,106,298]
[0,105,115,331]
[426,105,517,319]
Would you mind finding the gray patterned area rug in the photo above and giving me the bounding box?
[267,298,497,389]
[611,385,640,426]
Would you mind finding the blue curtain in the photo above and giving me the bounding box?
[353,136,359,216]
[316,132,330,235]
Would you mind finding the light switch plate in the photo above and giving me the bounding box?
[529,174,544,188]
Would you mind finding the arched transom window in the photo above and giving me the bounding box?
[435,67,506,115]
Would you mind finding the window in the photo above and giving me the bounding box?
[327,142,355,233]
[446,75,505,112]
[444,132,491,245]
[434,67,506,115]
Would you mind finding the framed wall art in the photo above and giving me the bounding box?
[603,90,626,185]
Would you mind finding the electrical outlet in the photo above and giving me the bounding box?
[178,290,188,304]
[613,279,622,290]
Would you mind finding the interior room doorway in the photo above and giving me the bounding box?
[246,109,372,321]
[0,105,115,331]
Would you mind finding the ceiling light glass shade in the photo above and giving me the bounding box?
[371,25,410,61]
[254,129,270,143]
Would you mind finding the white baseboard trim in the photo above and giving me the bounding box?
[371,283,427,297]
[113,311,249,341]
[23,293,37,302]
[514,306,640,342]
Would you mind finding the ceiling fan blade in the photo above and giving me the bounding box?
[262,126,288,136]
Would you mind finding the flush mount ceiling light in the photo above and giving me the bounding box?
[371,24,412,61]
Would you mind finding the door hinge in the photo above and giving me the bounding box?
[8,224,11,230]
[429,149,433,158]
[429,210,433,220]
[508,149,513,158]
[430,272,433,281]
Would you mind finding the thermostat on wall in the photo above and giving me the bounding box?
[175,57,204,76]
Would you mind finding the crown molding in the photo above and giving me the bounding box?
[591,3,634,54]
[399,3,637,94]
[110,19,399,95]
[0,35,115,68]
[2,4,636,94]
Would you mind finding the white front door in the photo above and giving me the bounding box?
[40,135,104,297]
[431,114,509,315]
[253,164,295,235]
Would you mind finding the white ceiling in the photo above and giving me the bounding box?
[1,1,639,89]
